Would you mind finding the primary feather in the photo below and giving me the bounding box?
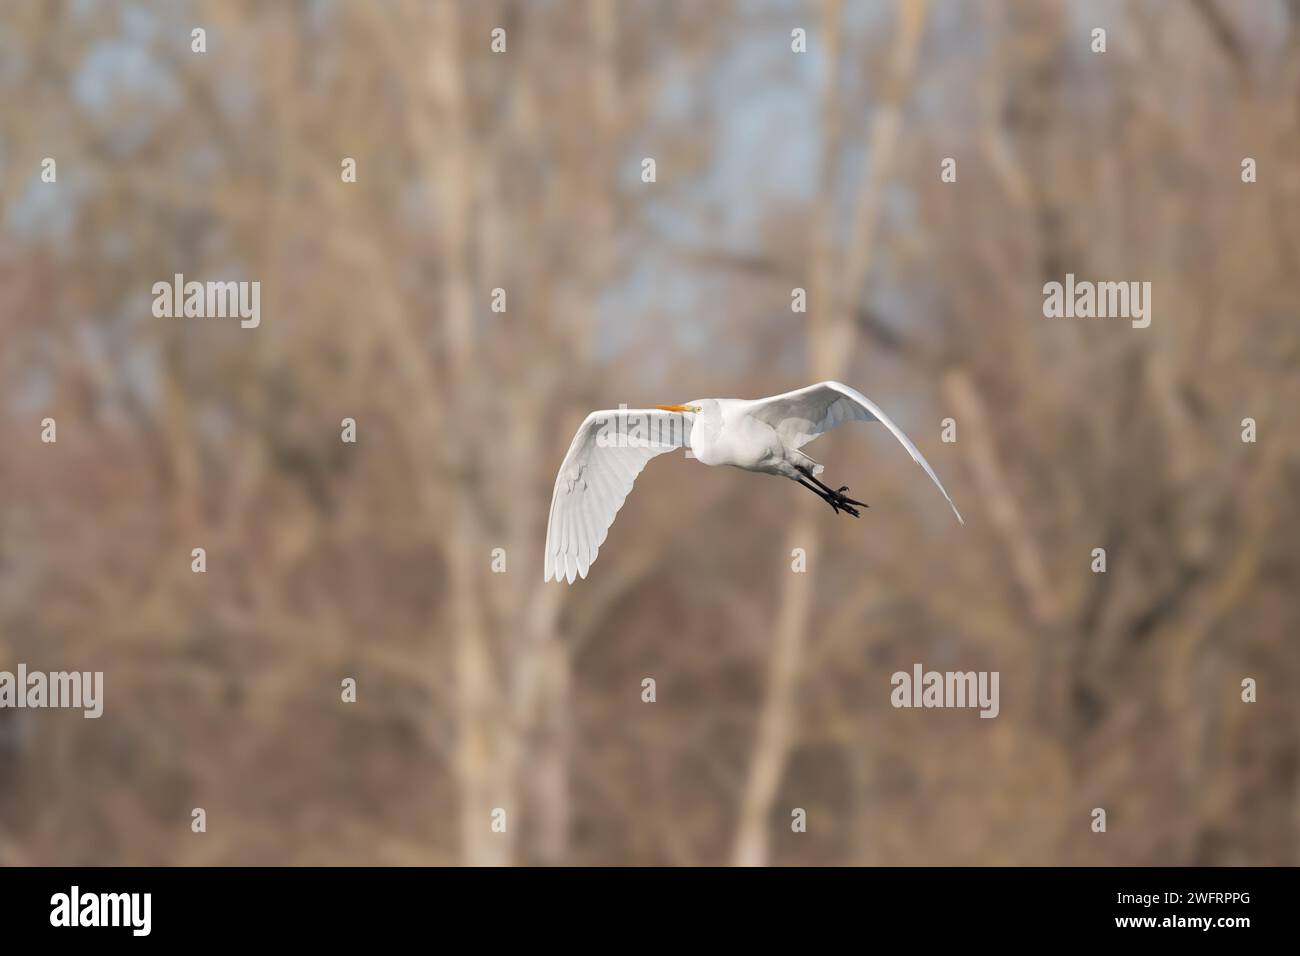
[543,408,686,583]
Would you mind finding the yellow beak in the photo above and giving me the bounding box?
[655,404,697,413]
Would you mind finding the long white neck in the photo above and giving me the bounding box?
[686,400,724,464]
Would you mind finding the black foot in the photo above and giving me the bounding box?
[796,472,867,518]
[834,486,869,507]
[832,497,862,518]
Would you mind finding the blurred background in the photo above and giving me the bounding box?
[1,0,1298,866]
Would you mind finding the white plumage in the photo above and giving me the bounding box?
[543,381,963,583]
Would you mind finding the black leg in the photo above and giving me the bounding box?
[797,477,860,518]
[797,477,838,510]
[795,466,869,509]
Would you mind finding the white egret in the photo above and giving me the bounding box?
[543,380,963,583]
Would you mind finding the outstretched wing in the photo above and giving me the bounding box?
[544,408,688,583]
[741,380,964,524]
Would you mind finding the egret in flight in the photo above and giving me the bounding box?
[543,381,963,583]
